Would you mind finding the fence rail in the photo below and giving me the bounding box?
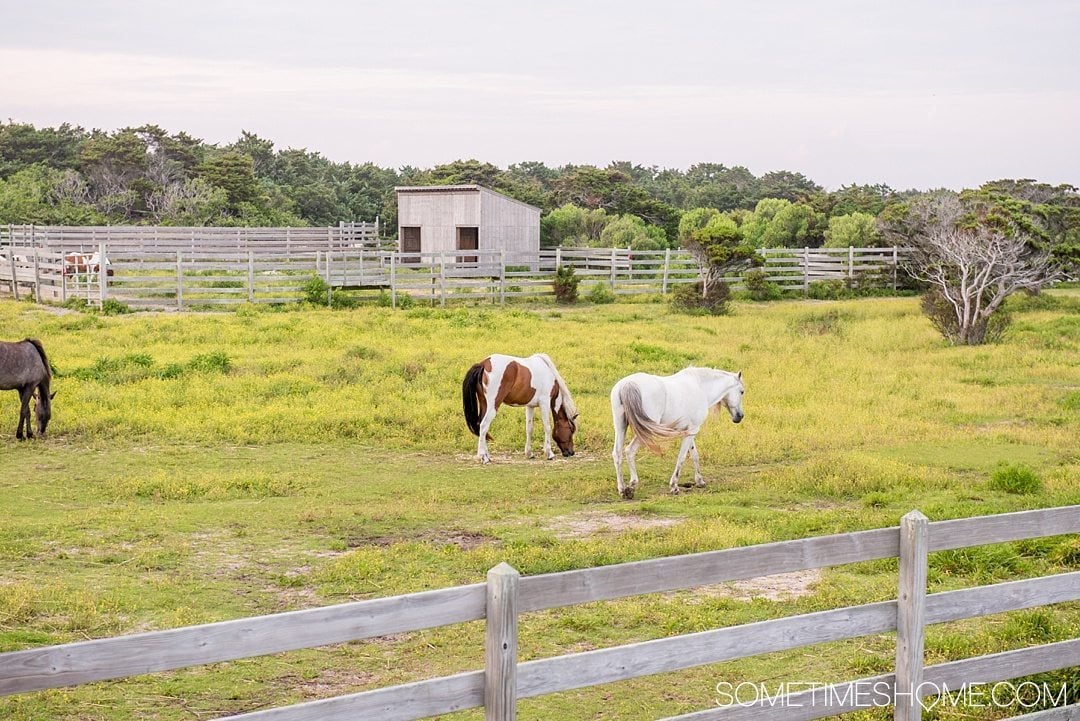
[1,506,1077,721]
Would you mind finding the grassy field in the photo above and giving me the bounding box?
[1,291,1078,720]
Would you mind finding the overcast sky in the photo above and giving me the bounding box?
[1,0,1077,190]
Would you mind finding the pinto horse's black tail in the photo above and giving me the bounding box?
[462,362,487,438]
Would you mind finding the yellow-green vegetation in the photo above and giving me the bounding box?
[0,290,1077,721]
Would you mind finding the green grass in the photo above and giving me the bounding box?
[0,291,1077,720]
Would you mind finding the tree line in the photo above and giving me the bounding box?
[1,122,1074,259]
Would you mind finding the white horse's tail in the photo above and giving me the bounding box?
[536,353,577,418]
[618,382,686,453]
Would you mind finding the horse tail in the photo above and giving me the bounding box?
[536,353,577,418]
[24,338,51,381]
[462,362,488,438]
[618,382,685,454]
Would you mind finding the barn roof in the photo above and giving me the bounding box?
[394,185,541,212]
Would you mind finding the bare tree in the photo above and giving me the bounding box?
[901,195,1060,344]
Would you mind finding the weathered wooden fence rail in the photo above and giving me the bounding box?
[1,506,1076,721]
[2,224,911,308]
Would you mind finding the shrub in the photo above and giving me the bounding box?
[101,299,133,315]
[302,275,330,305]
[988,463,1042,494]
[743,269,783,301]
[670,281,731,315]
[585,283,616,304]
[553,265,580,304]
[807,280,849,300]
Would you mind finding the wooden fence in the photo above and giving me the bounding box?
[1,506,1077,721]
[2,238,910,311]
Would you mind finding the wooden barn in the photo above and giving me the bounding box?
[395,185,540,262]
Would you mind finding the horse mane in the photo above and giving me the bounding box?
[23,338,51,381]
[535,353,577,418]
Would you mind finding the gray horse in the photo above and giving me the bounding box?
[0,339,53,439]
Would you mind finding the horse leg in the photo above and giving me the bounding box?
[524,406,535,459]
[624,437,643,498]
[539,402,555,460]
[477,406,497,464]
[691,440,705,488]
[17,386,34,440]
[612,407,629,498]
[668,436,696,494]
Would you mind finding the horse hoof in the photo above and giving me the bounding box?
[695,480,706,488]
[620,488,635,500]
[669,486,681,495]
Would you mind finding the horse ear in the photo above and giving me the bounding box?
[737,370,742,380]
[50,391,57,399]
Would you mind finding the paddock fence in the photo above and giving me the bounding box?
[1,224,911,308]
[1,506,1077,721]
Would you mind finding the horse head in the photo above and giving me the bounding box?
[552,407,578,457]
[719,370,744,424]
[34,388,54,437]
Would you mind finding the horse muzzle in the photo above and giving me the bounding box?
[732,413,744,424]
[562,449,575,457]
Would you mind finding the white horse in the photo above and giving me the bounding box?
[462,353,578,463]
[611,367,743,499]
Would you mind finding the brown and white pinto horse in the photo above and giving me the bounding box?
[63,252,113,277]
[462,353,578,463]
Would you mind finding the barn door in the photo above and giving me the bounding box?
[401,227,421,264]
[457,227,479,264]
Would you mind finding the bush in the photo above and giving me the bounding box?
[743,269,783,301]
[988,463,1042,495]
[922,289,1010,344]
[303,275,330,305]
[670,281,731,315]
[585,283,616,304]
[807,280,849,300]
[553,265,580,304]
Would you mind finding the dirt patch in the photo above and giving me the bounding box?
[347,529,494,550]
[546,510,683,539]
[688,568,822,602]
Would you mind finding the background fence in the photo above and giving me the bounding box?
[1,506,1076,721]
[1,224,910,308]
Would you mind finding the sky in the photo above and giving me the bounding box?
[1,0,1078,191]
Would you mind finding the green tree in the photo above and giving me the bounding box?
[0,165,105,224]
[678,207,759,297]
[196,152,261,210]
[0,122,86,177]
[540,204,609,247]
[741,199,826,248]
[599,214,667,250]
[823,212,882,247]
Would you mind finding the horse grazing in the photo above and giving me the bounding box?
[0,339,54,440]
[611,367,743,499]
[462,353,578,463]
[63,252,113,277]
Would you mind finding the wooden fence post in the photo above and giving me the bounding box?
[499,250,506,306]
[662,247,671,294]
[248,250,255,303]
[892,246,899,291]
[802,247,810,293]
[895,510,928,721]
[609,247,617,290]
[555,246,562,271]
[439,252,447,307]
[485,562,519,721]
[848,246,854,281]
[176,251,184,310]
[98,242,107,308]
[6,247,17,301]
[32,247,41,304]
[390,253,397,308]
